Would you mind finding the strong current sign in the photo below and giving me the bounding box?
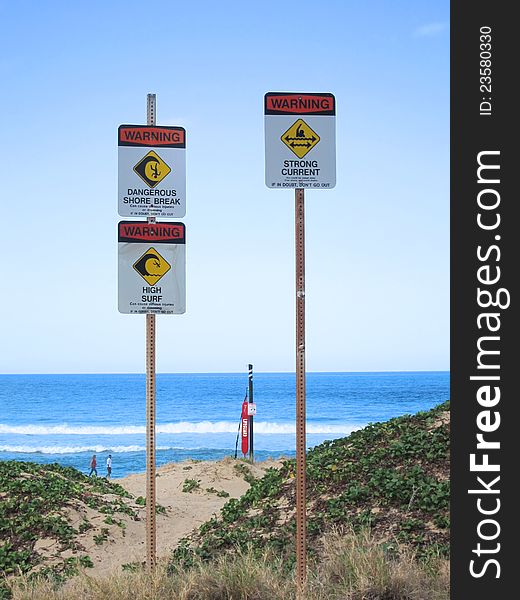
[265,92,336,189]
[118,221,186,315]
[118,125,186,218]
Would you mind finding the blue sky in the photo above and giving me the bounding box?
[0,1,449,373]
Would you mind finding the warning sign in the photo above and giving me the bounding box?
[118,221,186,315]
[133,151,171,188]
[118,125,186,218]
[264,92,336,189]
[133,247,171,285]
[281,119,320,158]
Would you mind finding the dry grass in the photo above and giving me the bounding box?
[310,529,450,600]
[7,530,449,600]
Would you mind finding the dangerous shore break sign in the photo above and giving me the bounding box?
[118,125,186,218]
[265,92,336,189]
[118,221,186,315]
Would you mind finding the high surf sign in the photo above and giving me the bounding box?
[117,221,186,315]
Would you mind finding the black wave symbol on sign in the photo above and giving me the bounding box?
[134,253,161,276]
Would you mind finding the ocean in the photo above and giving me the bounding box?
[0,372,449,478]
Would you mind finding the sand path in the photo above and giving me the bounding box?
[79,457,281,576]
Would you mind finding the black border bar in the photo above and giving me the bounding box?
[451,2,516,597]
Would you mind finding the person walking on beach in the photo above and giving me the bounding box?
[106,454,112,480]
[88,454,97,477]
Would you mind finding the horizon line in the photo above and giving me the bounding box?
[1,369,450,376]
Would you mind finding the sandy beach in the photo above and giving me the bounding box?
[63,457,282,577]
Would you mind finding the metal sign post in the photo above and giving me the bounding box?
[145,310,156,571]
[264,92,336,596]
[118,94,187,571]
[248,364,254,462]
[295,187,306,593]
[145,93,157,571]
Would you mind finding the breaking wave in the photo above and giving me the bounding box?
[0,422,361,436]
[0,445,195,454]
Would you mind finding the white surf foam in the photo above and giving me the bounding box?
[0,444,192,454]
[0,421,361,436]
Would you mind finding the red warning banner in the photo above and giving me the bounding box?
[118,125,186,148]
[118,221,185,243]
[241,401,249,456]
[265,93,335,116]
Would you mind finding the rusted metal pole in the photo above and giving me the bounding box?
[145,93,157,571]
[295,188,307,594]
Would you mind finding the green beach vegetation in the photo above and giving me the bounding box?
[0,462,139,599]
[2,401,450,599]
[172,400,450,568]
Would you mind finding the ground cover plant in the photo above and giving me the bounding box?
[172,401,450,570]
[0,462,139,598]
[181,479,201,493]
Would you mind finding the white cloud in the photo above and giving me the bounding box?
[413,22,448,38]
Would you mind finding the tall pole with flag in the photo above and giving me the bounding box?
[248,364,254,462]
